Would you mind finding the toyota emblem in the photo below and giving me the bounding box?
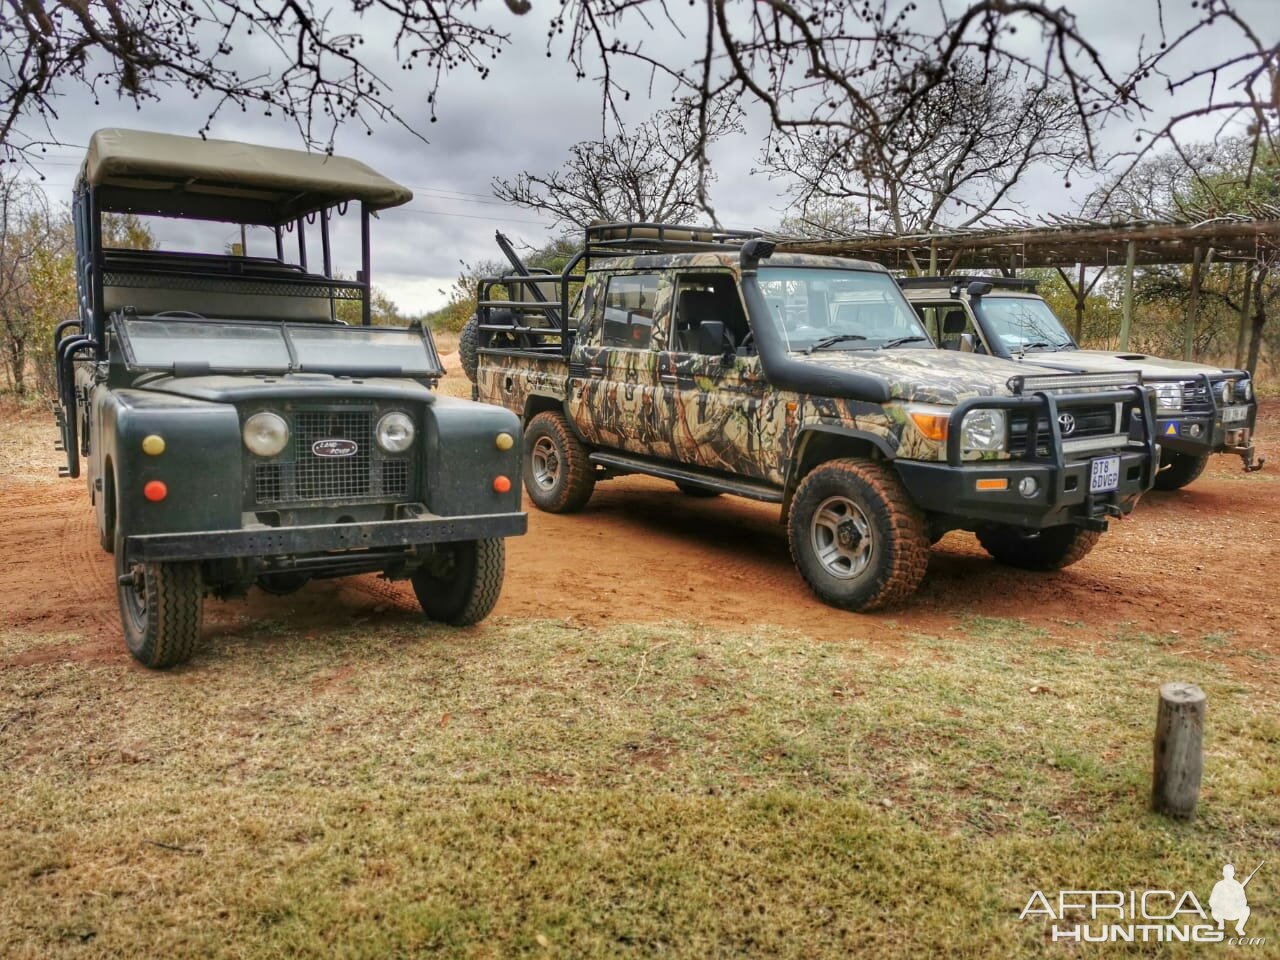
[1057,413,1076,436]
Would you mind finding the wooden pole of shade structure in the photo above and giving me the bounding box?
[1235,263,1254,370]
[1119,240,1137,350]
[1152,682,1206,820]
[1184,247,1202,360]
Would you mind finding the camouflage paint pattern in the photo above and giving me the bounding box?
[474,250,1106,487]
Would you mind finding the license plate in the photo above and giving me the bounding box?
[1090,455,1120,493]
[1222,404,1249,423]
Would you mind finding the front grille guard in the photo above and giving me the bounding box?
[944,386,1157,470]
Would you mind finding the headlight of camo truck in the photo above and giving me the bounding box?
[1238,378,1252,402]
[1152,382,1183,412]
[959,408,1006,454]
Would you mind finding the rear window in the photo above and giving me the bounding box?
[601,274,660,349]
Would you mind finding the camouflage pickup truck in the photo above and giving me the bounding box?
[900,276,1262,490]
[54,128,525,668]
[463,223,1159,611]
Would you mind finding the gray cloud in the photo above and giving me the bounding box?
[24,1,1277,313]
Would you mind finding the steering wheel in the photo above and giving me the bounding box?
[152,310,208,321]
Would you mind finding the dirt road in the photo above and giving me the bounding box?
[2,398,1276,668]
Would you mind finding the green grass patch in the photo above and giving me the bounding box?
[1,618,1276,957]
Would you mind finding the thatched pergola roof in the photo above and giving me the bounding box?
[775,210,1280,272]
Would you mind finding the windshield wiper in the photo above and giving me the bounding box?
[805,333,867,354]
[878,336,929,350]
[1018,341,1054,352]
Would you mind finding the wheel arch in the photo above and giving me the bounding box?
[523,394,563,424]
[782,426,896,522]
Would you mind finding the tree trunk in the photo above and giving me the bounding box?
[1152,682,1206,820]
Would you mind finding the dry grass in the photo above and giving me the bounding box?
[1,615,1276,958]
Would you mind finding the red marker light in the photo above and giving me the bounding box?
[493,475,512,494]
[143,480,168,502]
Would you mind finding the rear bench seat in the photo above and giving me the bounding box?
[101,248,336,322]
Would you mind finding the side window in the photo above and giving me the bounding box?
[672,272,750,354]
[601,274,660,349]
[932,302,977,351]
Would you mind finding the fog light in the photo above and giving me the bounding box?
[143,480,168,502]
[493,475,512,493]
[1190,424,1203,438]
[495,432,514,451]
[141,434,165,456]
[1018,477,1039,498]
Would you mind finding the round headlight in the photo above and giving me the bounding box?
[960,408,1007,452]
[1237,379,1252,402]
[243,412,289,457]
[376,411,415,453]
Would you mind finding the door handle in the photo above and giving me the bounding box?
[587,366,605,375]
[659,374,678,384]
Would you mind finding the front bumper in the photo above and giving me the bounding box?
[895,385,1158,531]
[127,511,528,562]
[895,451,1151,529]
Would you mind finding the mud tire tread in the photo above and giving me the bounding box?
[523,411,595,513]
[787,459,930,611]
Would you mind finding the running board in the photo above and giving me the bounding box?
[588,451,784,503]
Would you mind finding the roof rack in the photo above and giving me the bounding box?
[584,221,763,256]
[898,274,1039,292]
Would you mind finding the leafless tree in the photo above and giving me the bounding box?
[492,98,743,228]
[1,2,1275,203]
[0,173,68,395]
[769,58,1088,240]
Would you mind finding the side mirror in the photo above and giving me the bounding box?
[959,333,977,353]
[696,320,726,356]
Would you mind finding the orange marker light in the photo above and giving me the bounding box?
[493,475,512,494]
[143,480,168,502]
[909,412,948,441]
[975,478,1008,491]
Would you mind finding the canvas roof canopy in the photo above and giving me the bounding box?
[80,128,413,225]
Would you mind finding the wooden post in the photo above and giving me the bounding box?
[1075,262,1086,341]
[1184,247,1202,360]
[1152,682,1206,820]
[1118,240,1137,350]
[1235,264,1254,370]
[928,240,938,276]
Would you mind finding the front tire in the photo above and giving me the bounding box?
[976,524,1101,570]
[1152,449,1209,491]
[523,412,595,513]
[115,529,203,668]
[787,459,930,611]
[411,538,505,626]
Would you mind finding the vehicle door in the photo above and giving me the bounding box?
[654,270,779,482]
[567,270,673,457]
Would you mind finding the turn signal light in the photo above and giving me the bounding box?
[141,434,166,456]
[495,432,515,451]
[493,475,512,494]
[910,412,948,441]
[975,478,1008,492]
[143,480,168,502]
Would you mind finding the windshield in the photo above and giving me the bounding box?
[757,267,932,352]
[974,297,1075,352]
[115,317,441,377]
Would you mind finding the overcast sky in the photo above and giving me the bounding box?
[23,0,1277,315]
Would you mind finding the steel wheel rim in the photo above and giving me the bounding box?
[810,495,874,580]
[531,436,561,491]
